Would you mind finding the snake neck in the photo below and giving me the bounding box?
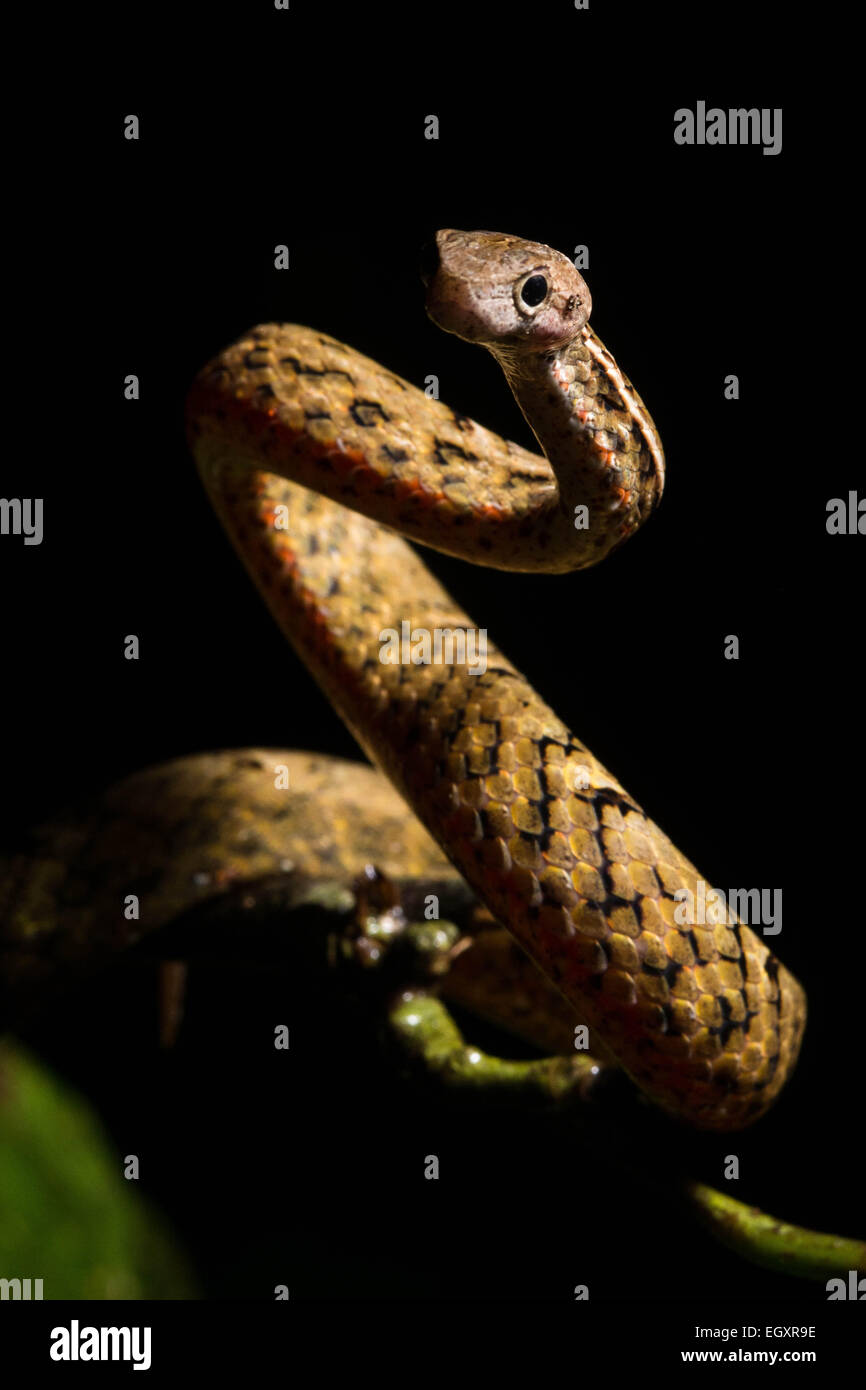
[492,325,665,557]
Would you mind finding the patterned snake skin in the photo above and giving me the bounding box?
[179,230,806,1130]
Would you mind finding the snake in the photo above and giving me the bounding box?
[1,230,806,1130]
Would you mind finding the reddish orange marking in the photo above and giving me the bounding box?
[392,475,449,508]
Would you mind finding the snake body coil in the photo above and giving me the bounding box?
[182,230,806,1130]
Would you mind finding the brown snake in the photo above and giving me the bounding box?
[3,231,806,1129]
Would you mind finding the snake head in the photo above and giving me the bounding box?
[423,229,591,353]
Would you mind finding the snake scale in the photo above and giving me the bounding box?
[2,231,806,1130]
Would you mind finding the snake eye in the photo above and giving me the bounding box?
[517,273,548,310]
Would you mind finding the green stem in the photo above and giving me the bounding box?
[388,989,866,1280]
[387,989,602,1104]
[687,1181,866,1280]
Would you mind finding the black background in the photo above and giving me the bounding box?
[3,2,861,1306]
